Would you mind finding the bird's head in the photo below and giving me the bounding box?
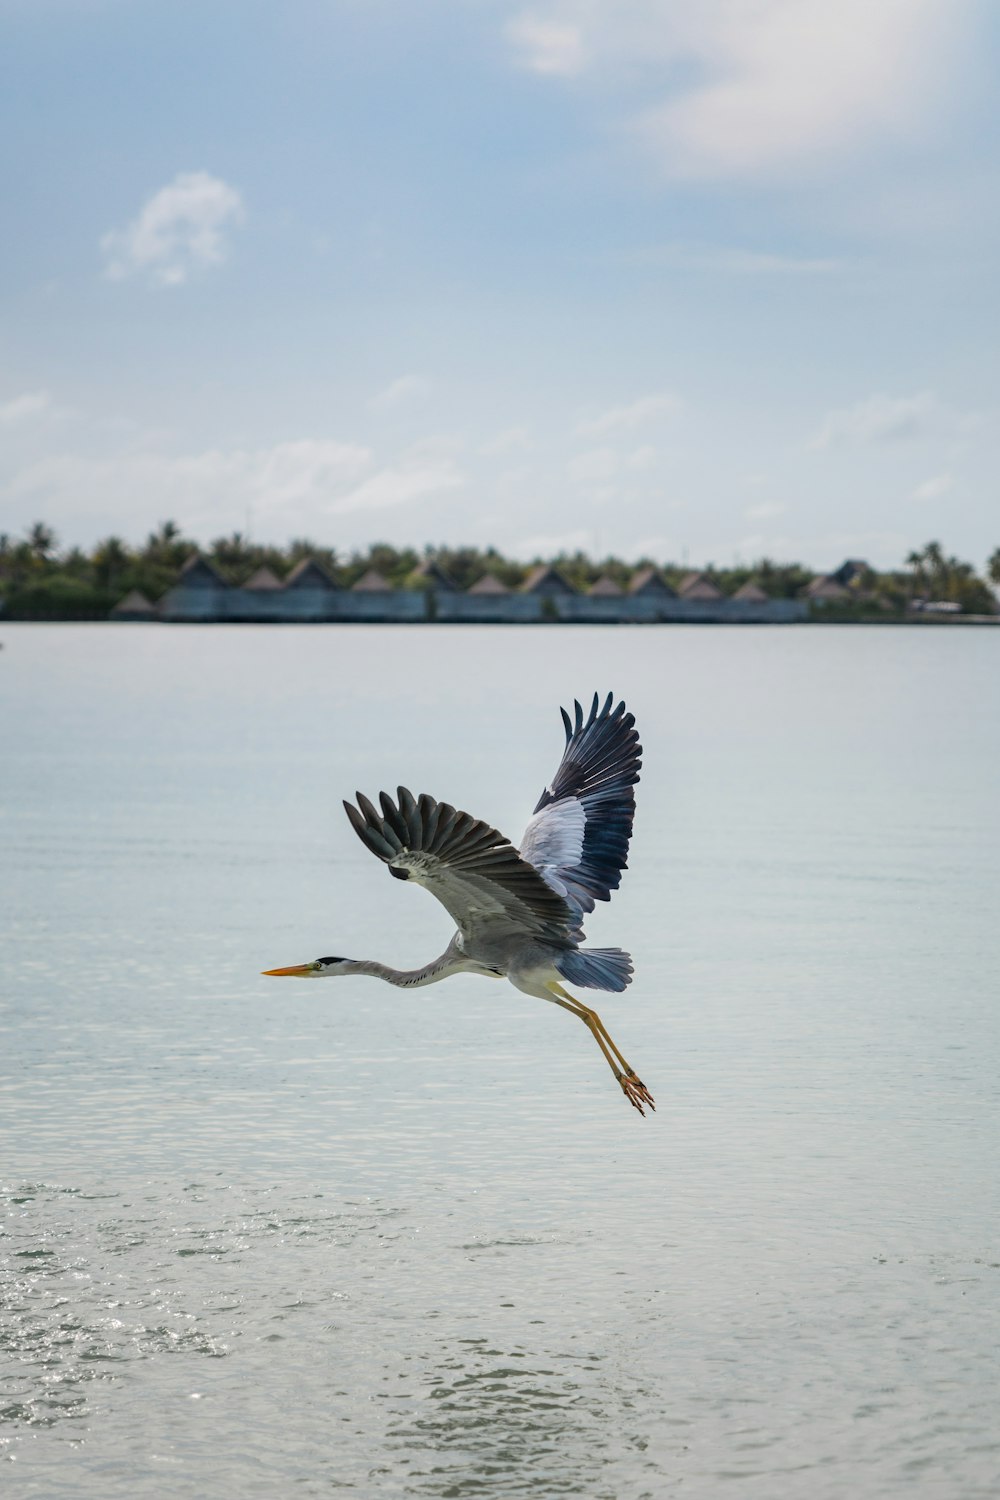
[261,955,352,978]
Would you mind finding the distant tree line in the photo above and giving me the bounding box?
[0,521,998,619]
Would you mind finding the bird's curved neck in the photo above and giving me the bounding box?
[339,951,463,989]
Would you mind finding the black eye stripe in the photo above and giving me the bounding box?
[318,956,343,965]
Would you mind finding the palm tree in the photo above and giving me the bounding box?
[143,520,191,569]
[922,540,947,597]
[93,536,129,590]
[905,548,927,601]
[987,547,1000,591]
[210,531,254,577]
[27,521,57,562]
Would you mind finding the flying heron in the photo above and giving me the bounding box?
[264,692,653,1115]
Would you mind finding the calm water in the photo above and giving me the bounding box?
[2,623,999,1498]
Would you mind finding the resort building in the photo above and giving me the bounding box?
[628,567,676,599]
[351,568,393,592]
[125,553,811,625]
[678,572,724,601]
[731,581,770,604]
[802,575,850,603]
[244,565,284,591]
[521,563,576,596]
[467,573,509,595]
[110,588,157,620]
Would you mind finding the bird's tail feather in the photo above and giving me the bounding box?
[556,946,633,992]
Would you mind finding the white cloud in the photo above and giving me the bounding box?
[569,446,617,483]
[480,425,532,456]
[910,473,954,502]
[809,392,936,449]
[507,1,971,180]
[102,171,245,286]
[369,375,431,411]
[249,440,374,509]
[626,445,657,471]
[332,442,464,514]
[513,528,595,559]
[579,391,679,437]
[746,500,786,520]
[0,390,51,425]
[5,439,373,532]
[506,14,585,75]
[2,412,461,534]
[645,244,845,275]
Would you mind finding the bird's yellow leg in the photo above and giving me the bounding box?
[546,982,655,1116]
[545,987,622,1077]
[548,984,640,1077]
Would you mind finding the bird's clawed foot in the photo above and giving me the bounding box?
[617,1069,655,1116]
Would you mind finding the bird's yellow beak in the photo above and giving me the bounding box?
[261,963,315,977]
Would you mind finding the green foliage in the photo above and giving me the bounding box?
[433,546,525,590]
[905,541,998,615]
[341,542,419,588]
[4,574,117,620]
[0,521,996,619]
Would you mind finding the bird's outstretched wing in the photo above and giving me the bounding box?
[343,787,575,948]
[519,692,641,925]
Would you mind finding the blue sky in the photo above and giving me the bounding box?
[2,0,999,569]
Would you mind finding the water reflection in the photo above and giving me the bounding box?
[385,1339,635,1498]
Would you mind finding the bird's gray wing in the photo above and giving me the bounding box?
[343,787,575,948]
[519,692,641,925]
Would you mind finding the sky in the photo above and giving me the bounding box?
[2,0,999,570]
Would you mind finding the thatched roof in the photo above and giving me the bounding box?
[678,572,724,600]
[732,581,769,603]
[177,553,227,588]
[521,564,576,595]
[588,574,623,597]
[244,565,283,591]
[628,566,676,598]
[284,557,337,590]
[467,573,510,595]
[351,568,393,593]
[803,575,849,601]
[111,588,157,618]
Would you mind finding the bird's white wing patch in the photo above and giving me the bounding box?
[518,693,642,921]
[520,800,586,890]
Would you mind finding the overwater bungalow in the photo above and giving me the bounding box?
[110,588,157,620]
[285,557,337,591]
[158,553,229,620]
[732,581,769,604]
[467,573,509,595]
[678,571,724,601]
[117,549,810,625]
[351,567,393,592]
[802,575,849,603]
[628,566,676,599]
[244,564,284,591]
[180,553,227,588]
[521,564,576,595]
